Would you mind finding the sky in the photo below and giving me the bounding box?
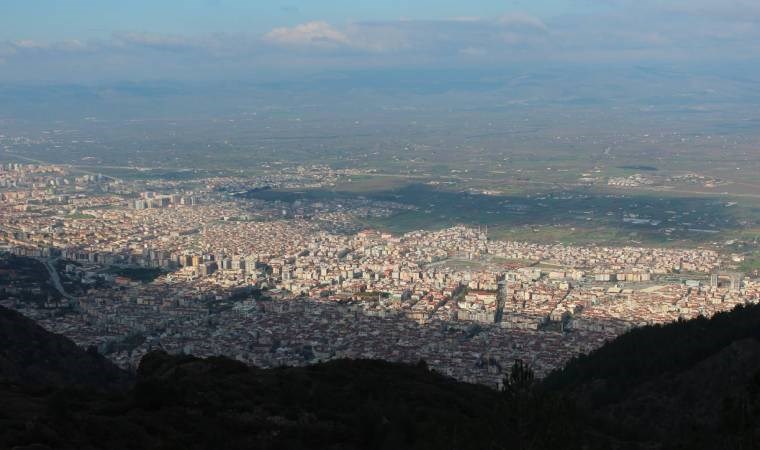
[1,1,605,40]
[1,0,759,82]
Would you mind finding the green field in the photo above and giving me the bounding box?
[740,252,760,274]
[106,267,165,283]
[5,76,760,263]
[245,181,757,248]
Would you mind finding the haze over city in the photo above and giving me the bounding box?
[2,1,760,449]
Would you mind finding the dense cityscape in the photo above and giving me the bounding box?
[6,1,760,448]
[1,162,757,387]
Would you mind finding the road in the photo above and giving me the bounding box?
[40,257,78,307]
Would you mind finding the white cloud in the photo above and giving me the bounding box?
[265,22,351,48]
[12,39,45,49]
[8,39,90,53]
[262,16,549,54]
[113,32,196,51]
[3,4,760,80]
[55,39,88,52]
[449,17,483,23]
[459,47,488,57]
[499,13,548,31]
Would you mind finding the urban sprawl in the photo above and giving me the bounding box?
[1,163,758,387]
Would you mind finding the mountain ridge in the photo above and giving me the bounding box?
[0,307,132,390]
[1,304,760,449]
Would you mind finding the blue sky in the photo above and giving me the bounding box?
[0,0,758,82]
[2,1,605,40]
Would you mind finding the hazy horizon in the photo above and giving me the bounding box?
[3,1,760,83]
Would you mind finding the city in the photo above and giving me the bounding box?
[2,161,757,387]
[3,1,760,447]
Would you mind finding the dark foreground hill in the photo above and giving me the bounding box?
[542,303,760,449]
[0,307,131,389]
[0,348,559,450]
[2,304,760,449]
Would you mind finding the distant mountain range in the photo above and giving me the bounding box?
[2,65,760,122]
[2,303,760,449]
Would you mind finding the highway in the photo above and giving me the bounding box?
[39,257,79,307]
